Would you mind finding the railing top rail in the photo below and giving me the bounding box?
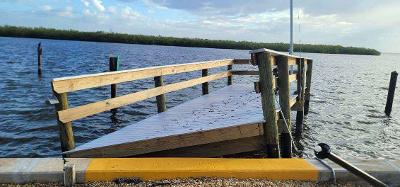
[249,48,312,60]
[52,59,234,94]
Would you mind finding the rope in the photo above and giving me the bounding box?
[316,157,337,184]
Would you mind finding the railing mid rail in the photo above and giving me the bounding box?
[251,49,313,158]
[52,59,250,152]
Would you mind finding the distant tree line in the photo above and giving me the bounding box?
[0,25,380,55]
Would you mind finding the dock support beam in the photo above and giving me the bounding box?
[109,57,119,99]
[277,56,292,158]
[154,76,167,113]
[295,59,306,135]
[202,69,209,95]
[304,60,313,115]
[227,64,232,85]
[54,92,75,153]
[255,52,280,158]
[385,71,398,116]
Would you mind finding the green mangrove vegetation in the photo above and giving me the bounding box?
[0,25,380,55]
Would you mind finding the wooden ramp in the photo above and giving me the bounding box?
[53,50,313,158]
[67,84,268,157]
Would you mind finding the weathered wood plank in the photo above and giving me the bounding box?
[289,74,297,82]
[58,72,231,123]
[53,59,234,94]
[304,60,313,115]
[137,136,265,158]
[296,59,306,135]
[232,71,259,75]
[233,59,251,65]
[66,123,263,157]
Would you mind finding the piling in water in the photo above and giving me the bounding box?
[385,71,398,116]
[37,42,42,76]
[109,57,119,113]
[202,69,209,95]
[295,59,306,135]
[154,75,167,113]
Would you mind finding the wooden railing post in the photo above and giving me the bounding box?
[295,58,306,135]
[254,52,280,158]
[277,56,292,158]
[304,60,313,115]
[54,92,75,153]
[202,69,209,95]
[227,64,232,85]
[154,76,167,113]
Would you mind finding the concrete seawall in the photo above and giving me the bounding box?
[0,158,398,186]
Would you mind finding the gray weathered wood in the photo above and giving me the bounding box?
[255,52,280,158]
[63,164,75,187]
[304,60,313,115]
[295,59,306,135]
[154,76,167,113]
[202,69,209,95]
[277,56,292,158]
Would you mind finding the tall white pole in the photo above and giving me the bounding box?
[289,0,294,54]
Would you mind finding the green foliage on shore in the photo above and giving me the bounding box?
[0,25,380,55]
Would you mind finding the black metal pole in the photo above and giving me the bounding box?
[315,143,387,187]
[385,71,398,116]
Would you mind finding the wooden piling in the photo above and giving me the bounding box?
[37,43,42,76]
[304,60,313,115]
[227,64,233,85]
[255,52,280,158]
[295,59,306,136]
[202,69,209,95]
[277,56,292,158]
[109,57,119,98]
[54,92,75,153]
[385,71,398,116]
[154,76,167,113]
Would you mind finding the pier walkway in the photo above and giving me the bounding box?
[52,49,313,158]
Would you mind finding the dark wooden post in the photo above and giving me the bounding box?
[254,52,280,158]
[37,42,42,76]
[304,60,313,115]
[295,58,306,135]
[154,76,167,113]
[385,71,398,116]
[277,56,292,158]
[109,57,119,98]
[202,69,209,95]
[54,92,75,153]
[227,64,233,85]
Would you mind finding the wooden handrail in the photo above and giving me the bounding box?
[52,59,234,94]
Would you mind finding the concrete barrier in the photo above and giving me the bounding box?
[0,158,398,186]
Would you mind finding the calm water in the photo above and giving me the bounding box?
[0,37,399,159]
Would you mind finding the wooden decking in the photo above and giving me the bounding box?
[66,84,295,157]
[53,49,313,158]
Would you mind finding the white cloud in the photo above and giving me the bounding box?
[81,0,105,12]
[59,6,74,17]
[42,5,53,11]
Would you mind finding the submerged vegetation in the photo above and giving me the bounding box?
[0,25,380,55]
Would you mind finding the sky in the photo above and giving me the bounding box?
[0,0,399,53]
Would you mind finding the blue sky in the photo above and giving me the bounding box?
[1,0,399,52]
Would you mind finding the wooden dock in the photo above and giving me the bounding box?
[52,48,313,158]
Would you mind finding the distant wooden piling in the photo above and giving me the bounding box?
[109,57,119,113]
[154,76,167,113]
[54,92,75,153]
[295,59,306,135]
[227,64,233,85]
[304,60,313,115]
[37,42,42,76]
[277,56,292,158]
[202,69,209,95]
[255,52,280,158]
[385,71,398,116]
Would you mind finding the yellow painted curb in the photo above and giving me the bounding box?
[85,158,318,182]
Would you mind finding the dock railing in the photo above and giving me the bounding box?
[52,49,313,158]
[52,59,253,153]
[251,49,313,158]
